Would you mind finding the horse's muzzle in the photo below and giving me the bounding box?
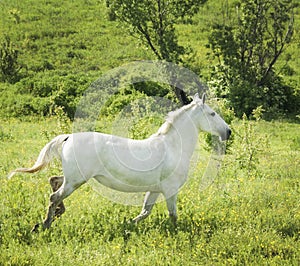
[227,128,232,139]
[220,128,231,141]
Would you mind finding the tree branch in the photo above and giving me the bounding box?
[136,24,162,60]
[259,15,294,85]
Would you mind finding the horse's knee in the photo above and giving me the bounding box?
[49,176,64,192]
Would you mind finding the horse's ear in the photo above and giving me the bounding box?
[202,93,206,104]
[193,93,200,101]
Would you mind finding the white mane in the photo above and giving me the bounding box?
[153,102,196,136]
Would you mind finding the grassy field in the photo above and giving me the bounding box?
[0,116,299,265]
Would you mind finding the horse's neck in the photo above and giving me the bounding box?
[164,111,199,156]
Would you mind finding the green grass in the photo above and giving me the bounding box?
[0,117,299,265]
[0,0,152,72]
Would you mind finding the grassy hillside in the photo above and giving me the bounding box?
[0,0,152,72]
[0,0,153,117]
[0,0,299,118]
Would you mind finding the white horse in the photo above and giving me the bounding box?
[9,93,231,231]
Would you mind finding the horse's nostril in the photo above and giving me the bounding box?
[228,129,232,138]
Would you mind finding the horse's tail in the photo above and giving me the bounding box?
[8,134,70,179]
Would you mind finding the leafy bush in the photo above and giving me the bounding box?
[100,87,146,117]
[208,59,299,119]
[0,35,22,83]
[128,97,165,139]
[0,72,91,118]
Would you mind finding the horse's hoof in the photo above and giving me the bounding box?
[31,223,41,233]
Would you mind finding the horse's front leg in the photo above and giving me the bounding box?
[133,192,160,223]
[166,194,178,225]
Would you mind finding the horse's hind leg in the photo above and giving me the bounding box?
[42,176,86,230]
[49,176,65,218]
[31,176,66,232]
[132,192,160,223]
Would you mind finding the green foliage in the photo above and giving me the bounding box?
[107,0,206,63]
[0,72,91,118]
[0,127,13,141]
[128,97,164,139]
[0,35,21,83]
[97,91,170,139]
[208,0,298,117]
[132,81,170,97]
[0,85,49,117]
[100,87,146,117]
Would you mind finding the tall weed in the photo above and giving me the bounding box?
[230,108,270,177]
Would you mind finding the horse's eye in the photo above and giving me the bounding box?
[211,112,216,117]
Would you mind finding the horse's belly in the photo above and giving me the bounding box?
[92,174,161,193]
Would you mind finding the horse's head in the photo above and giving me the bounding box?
[192,93,231,141]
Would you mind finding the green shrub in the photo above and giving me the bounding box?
[207,0,298,118]
[0,35,22,83]
[99,87,146,117]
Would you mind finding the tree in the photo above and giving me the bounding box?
[208,0,297,117]
[106,0,207,105]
